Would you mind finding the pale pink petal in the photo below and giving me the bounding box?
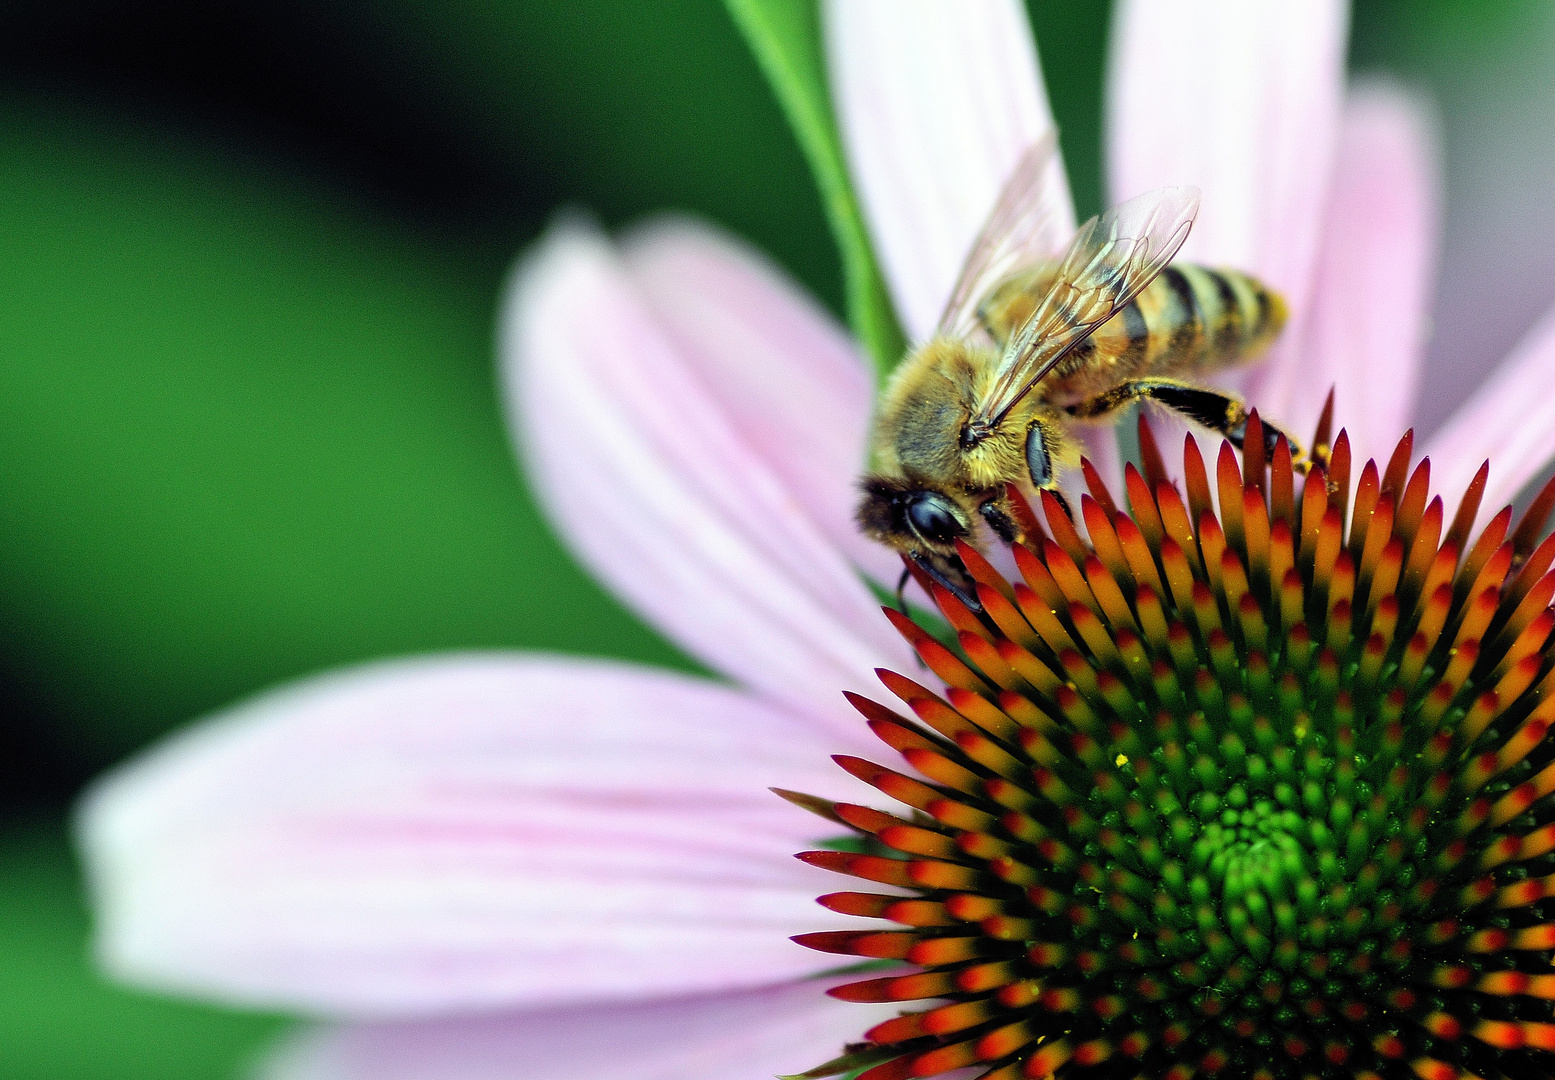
[825,0,1074,343]
[504,221,911,743]
[79,655,875,1019]
[1107,0,1348,391]
[1425,302,1555,523]
[619,217,897,585]
[1258,82,1440,469]
[1073,427,1126,502]
[257,980,901,1080]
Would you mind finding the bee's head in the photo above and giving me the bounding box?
[856,475,971,555]
[857,475,985,608]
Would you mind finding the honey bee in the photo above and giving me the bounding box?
[857,134,1296,603]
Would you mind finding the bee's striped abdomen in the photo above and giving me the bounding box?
[1045,262,1287,400]
[1138,264,1287,374]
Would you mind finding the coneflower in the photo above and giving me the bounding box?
[789,405,1555,1080]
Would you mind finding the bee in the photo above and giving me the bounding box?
[857,133,1298,604]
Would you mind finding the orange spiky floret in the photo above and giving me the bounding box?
[789,414,1555,1080]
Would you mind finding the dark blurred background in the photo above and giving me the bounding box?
[0,2,1550,1076]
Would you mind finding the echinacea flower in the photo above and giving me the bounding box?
[75,1,1555,1077]
[792,417,1555,1080]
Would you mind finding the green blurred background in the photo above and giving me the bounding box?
[0,1,1550,1076]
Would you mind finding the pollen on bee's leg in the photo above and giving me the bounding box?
[1308,387,1336,471]
[790,410,1555,1080]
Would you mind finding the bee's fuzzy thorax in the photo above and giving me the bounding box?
[871,338,999,482]
[796,412,1555,1080]
[869,335,1065,504]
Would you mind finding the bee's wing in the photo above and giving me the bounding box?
[936,132,1070,342]
[970,186,1201,429]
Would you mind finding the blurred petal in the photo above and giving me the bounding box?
[257,980,898,1080]
[825,0,1073,342]
[1107,0,1348,386]
[1425,303,1555,523]
[505,220,911,741]
[80,654,869,1019]
[1260,82,1440,467]
[619,216,896,584]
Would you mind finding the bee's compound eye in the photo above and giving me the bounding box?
[905,493,965,545]
[1025,424,1053,487]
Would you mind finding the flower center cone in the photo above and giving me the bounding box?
[788,405,1555,1080]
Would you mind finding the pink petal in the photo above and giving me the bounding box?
[1425,302,1555,523]
[1258,82,1440,469]
[824,0,1073,343]
[258,980,901,1080]
[1073,428,1126,501]
[504,220,912,743]
[1107,0,1348,390]
[79,655,874,1018]
[619,217,896,585]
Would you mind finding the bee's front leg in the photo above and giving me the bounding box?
[978,499,1021,545]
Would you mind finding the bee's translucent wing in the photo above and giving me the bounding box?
[969,186,1201,430]
[935,132,1070,342]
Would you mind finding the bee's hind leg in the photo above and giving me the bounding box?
[1066,378,1309,473]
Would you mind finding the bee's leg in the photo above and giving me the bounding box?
[894,559,930,670]
[978,499,1020,545]
[1022,416,1076,519]
[1306,387,1336,471]
[1044,488,1075,521]
[1066,378,1309,473]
